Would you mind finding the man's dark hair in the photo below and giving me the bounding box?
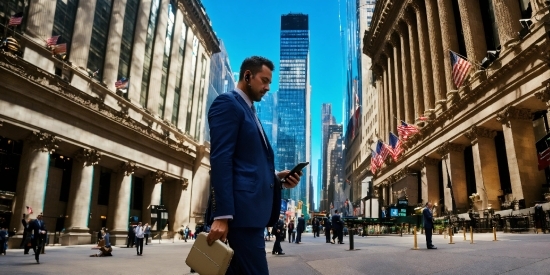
[239,56,275,81]
[334,210,338,213]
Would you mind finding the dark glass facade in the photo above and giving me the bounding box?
[140,0,161,107]
[172,22,188,125]
[277,14,309,204]
[118,0,140,81]
[52,0,79,56]
[158,0,176,116]
[87,0,113,80]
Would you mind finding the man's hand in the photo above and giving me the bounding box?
[206,219,229,246]
[277,170,302,189]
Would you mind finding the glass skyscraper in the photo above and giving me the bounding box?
[276,13,311,213]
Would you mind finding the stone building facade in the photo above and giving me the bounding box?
[0,0,219,247]
[364,0,550,215]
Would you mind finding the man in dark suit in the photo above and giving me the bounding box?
[288,220,295,243]
[295,216,305,243]
[332,210,344,244]
[312,218,320,238]
[272,216,285,255]
[206,56,301,275]
[29,214,47,263]
[423,202,437,249]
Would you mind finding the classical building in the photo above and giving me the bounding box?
[364,0,550,216]
[0,0,220,247]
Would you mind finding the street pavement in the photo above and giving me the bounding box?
[1,231,550,274]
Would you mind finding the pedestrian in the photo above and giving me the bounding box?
[288,220,295,243]
[127,223,135,248]
[134,222,145,255]
[144,223,151,245]
[0,227,7,255]
[313,218,320,238]
[423,202,437,249]
[30,214,47,264]
[184,225,189,242]
[19,214,28,249]
[97,227,104,244]
[23,218,32,254]
[296,216,305,243]
[324,215,332,243]
[271,215,285,255]
[206,56,302,274]
[331,210,344,244]
[90,229,112,257]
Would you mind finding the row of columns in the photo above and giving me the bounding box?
[375,0,530,140]
[9,132,186,245]
[23,0,211,140]
[380,106,545,214]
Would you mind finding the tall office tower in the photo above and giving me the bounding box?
[321,103,336,211]
[326,124,344,213]
[257,92,277,148]
[316,158,322,211]
[276,13,311,213]
[205,40,236,141]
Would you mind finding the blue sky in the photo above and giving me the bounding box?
[201,0,347,201]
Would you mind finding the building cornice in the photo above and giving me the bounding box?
[178,0,221,54]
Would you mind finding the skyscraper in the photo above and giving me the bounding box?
[257,92,277,148]
[321,103,336,211]
[276,13,311,213]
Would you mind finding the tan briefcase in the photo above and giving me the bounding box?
[185,232,234,275]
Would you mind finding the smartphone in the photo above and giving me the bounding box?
[284,162,309,180]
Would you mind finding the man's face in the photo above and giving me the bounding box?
[245,65,272,102]
[427,202,432,208]
[37,215,42,220]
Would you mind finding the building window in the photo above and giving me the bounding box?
[97,168,111,206]
[86,0,113,81]
[52,0,78,57]
[118,0,140,98]
[158,0,176,117]
[451,0,467,57]
[131,177,143,210]
[185,35,199,134]
[140,0,161,108]
[194,55,207,140]
[172,22,188,125]
[49,153,73,202]
[479,0,500,51]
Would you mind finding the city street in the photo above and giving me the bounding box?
[1,232,549,274]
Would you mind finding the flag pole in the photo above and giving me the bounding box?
[449,49,483,70]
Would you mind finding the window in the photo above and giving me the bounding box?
[86,0,113,81]
[97,168,111,206]
[185,35,199,134]
[158,1,176,117]
[52,0,79,57]
[140,0,161,107]
[172,22,187,125]
[117,0,140,98]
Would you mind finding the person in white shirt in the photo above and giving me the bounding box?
[134,222,145,255]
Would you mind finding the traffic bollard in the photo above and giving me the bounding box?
[493,227,498,241]
[412,226,419,250]
[448,227,455,244]
[470,226,475,244]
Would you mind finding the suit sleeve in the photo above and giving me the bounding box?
[208,94,241,219]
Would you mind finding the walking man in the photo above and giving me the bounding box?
[288,220,295,243]
[423,202,437,249]
[332,210,344,244]
[134,222,145,255]
[271,215,285,255]
[144,223,151,245]
[295,216,305,244]
[324,215,332,243]
[30,214,47,263]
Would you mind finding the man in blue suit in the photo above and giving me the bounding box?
[206,56,301,275]
[423,202,437,249]
[29,214,47,263]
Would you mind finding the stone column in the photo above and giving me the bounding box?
[437,0,460,92]
[411,1,435,113]
[493,0,522,48]
[25,0,56,43]
[108,161,136,245]
[103,0,128,93]
[396,22,414,124]
[497,107,545,207]
[128,0,152,106]
[176,27,195,131]
[420,157,440,213]
[424,0,447,106]
[403,9,424,119]
[8,132,58,248]
[457,0,487,65]
[386,45,397,135]
[391,33,405,124]
[62,149,101,245]
[188,44,206,137]
[438,143,468,212]
[465,126,501,211]
[146,0,170,116]
[70,0,98,69]
[142,171,164,225]
[382,58,388,140]
[373,65,384,137]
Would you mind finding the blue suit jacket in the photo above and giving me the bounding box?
[423,208,434,229]
[208,91,281,228]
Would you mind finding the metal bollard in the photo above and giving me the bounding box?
[448,227,455,244]
[412,226,419,250]
[493,227,498,241]
[463,227,466,241]
[470,226,475,244]
[349,227,354,250]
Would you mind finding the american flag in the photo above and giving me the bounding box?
[53,43,67,54]
[46,35,60,46]
[8,13,23,26]
[115,77,129,89]
[389,132,404,161]
[370,150,378,174]
[450,51,472,88]
[397,120,419,140]
[374,140,391,168]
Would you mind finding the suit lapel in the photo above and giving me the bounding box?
[232,91,273,154]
